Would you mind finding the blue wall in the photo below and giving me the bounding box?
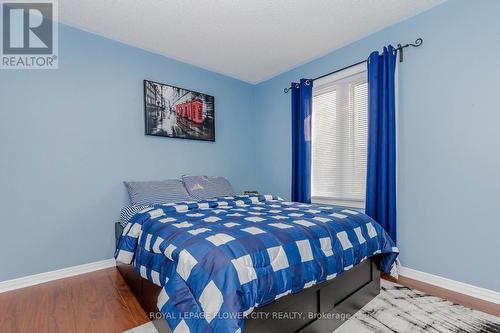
[253,0,500,292]
[0,24,256,281]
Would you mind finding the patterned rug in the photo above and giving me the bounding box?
[336,280,500,333]
[125,280,500,333]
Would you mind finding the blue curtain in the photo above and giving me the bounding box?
[366,46,397,243]
[291,79,313,203]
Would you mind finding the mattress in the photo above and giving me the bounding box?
[115,194,398,333]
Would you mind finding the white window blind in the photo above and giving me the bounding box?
[311,64,368,208]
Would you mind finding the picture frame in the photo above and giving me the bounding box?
[143,80,215,141]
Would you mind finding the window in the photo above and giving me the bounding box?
[311,64,368,209]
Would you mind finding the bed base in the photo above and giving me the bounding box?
[115,223,380,333]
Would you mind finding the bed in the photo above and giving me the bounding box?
[115,194,398,333]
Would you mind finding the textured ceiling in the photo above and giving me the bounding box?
[59,0,444,83]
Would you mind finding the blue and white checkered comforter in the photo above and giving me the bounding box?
[115,195,398,333]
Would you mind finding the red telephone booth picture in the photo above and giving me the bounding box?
[145,80,214,141]
[187,101,192,121]
[175,99,204,124]
[192,99,203,124]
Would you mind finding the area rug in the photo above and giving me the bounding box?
[125,280,500,333]
[335,280,500,333]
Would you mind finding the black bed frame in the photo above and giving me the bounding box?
[115,223,380,333]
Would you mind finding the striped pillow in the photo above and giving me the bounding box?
[124,179,192,205]
[181,175,235,200]
[119,204,151,227]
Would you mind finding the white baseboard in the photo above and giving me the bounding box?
[399,266,500,305]
[0,259,116,293]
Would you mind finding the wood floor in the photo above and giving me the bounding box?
[1,268,498,333]
[0,267,149,333]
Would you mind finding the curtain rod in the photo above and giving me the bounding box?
[283,38,423,93]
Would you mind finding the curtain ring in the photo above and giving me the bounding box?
[295,83,300,89]
[305,80,311,86]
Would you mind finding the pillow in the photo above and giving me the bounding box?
[119,204,151,227]
[124,179,192,205]
[181,175,235,200]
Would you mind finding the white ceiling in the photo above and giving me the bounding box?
[59,0,444,84]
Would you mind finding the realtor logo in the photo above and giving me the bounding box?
[1,0,58,69]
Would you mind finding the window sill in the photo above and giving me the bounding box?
[311,196,365,210]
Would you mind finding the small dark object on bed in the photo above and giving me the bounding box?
[243,190,259,195]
